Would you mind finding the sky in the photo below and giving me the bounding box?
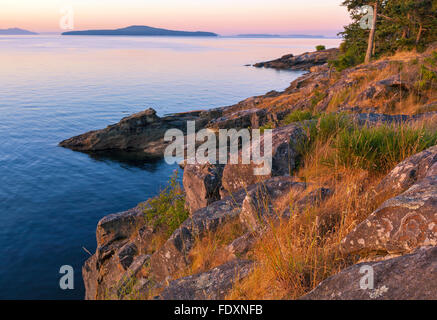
[0,0,350,36]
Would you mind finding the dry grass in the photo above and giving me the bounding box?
[227,116,437,299]
[188,219,247,275]
[227,158,384,300]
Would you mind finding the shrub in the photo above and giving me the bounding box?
[316,45,326,51]
[143,170,189,236]
[282,110,315,125]
[329,47,364,71]
[415,64,437,91]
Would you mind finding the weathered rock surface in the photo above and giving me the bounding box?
[59,108,214,158]
[95,206,144,247]
[225,232,258,259]
[221,123,307,194]
[82,203,157,300]
[149,186,253,282]
[240,177,333,230]
[253,48,339,71]
[301,246,437,300]
[239,176,306,230]
[352,112,437,126]
[183,162,224,214]
[341,176,437,255]
[158,260,253,300]
[374,145,437,199]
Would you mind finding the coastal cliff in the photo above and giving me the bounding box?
[62,46,437,300]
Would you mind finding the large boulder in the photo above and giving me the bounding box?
[183,163,224,214]
[149,187,253,282]
[301,246,437,300]
[221,123,307,194]
[240,176,333,231]
[239,177,306,230]
[374,145,437,200]
[207,108,269,130]
[82,203,157,299]
[158,260,253,300]
[95,206,144,247]
[253,48,339,71]
[340,176,437,256]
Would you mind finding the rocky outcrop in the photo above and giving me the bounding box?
[182,163,224,214]
[352,112,437,127]
[82,204,155,300]
[239,177,305,230]
[302,246,437,300]
[59,108,215,158]
[77,47,437,300]
[340,175,437,256]
[224,232,258,259]
[341,145,437,256]
[149,186,253,282]
[374,145,437,199]
[158,260,253,300]
[253,48,339,71]
[221,123,307,194]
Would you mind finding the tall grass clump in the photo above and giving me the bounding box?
[297,113,351,158]
[143,170,189,237]
[282,110,316,125]
[334,124,437,173]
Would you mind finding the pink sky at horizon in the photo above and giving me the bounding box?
[0,0,350,36]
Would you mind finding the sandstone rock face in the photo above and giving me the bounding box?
[225,232,257,259]
[59,108,213,158]
[207,108,269,130]
[374,145,437,199]
[351,112,437,126]
[96,206,144,247]
[301,246,437,300]
[82,204,156,300]
[240,176,333,230]
[149,187,252,282]
[158,260,253,300]
[341,176,437,255]
[221,124,306,194]
[183,163,224,214]
[356,75,412,104]
[254,48,339,71]
[239,177,306,230]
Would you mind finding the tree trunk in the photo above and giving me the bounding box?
[403,14,411,39]
[416,23,423,45]
[365,2,378,64]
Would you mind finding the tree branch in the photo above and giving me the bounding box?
[377,14,395,22]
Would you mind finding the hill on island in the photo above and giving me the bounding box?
[62,25,217,37]
[236,34,326,38]
[0,28,38,35]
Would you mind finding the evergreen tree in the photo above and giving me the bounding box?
[335,0,437,69]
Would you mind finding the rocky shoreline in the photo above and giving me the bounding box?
[62,47,437,300]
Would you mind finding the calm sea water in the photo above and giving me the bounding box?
[0,35,340,299]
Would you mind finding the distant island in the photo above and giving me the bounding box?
[235,34,327,39]
[0,28,38,35]
[62,25,217,37]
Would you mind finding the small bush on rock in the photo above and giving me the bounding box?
[143,170,189,237]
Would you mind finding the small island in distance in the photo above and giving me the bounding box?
[62,25,218,37]
[0,28,38,35]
